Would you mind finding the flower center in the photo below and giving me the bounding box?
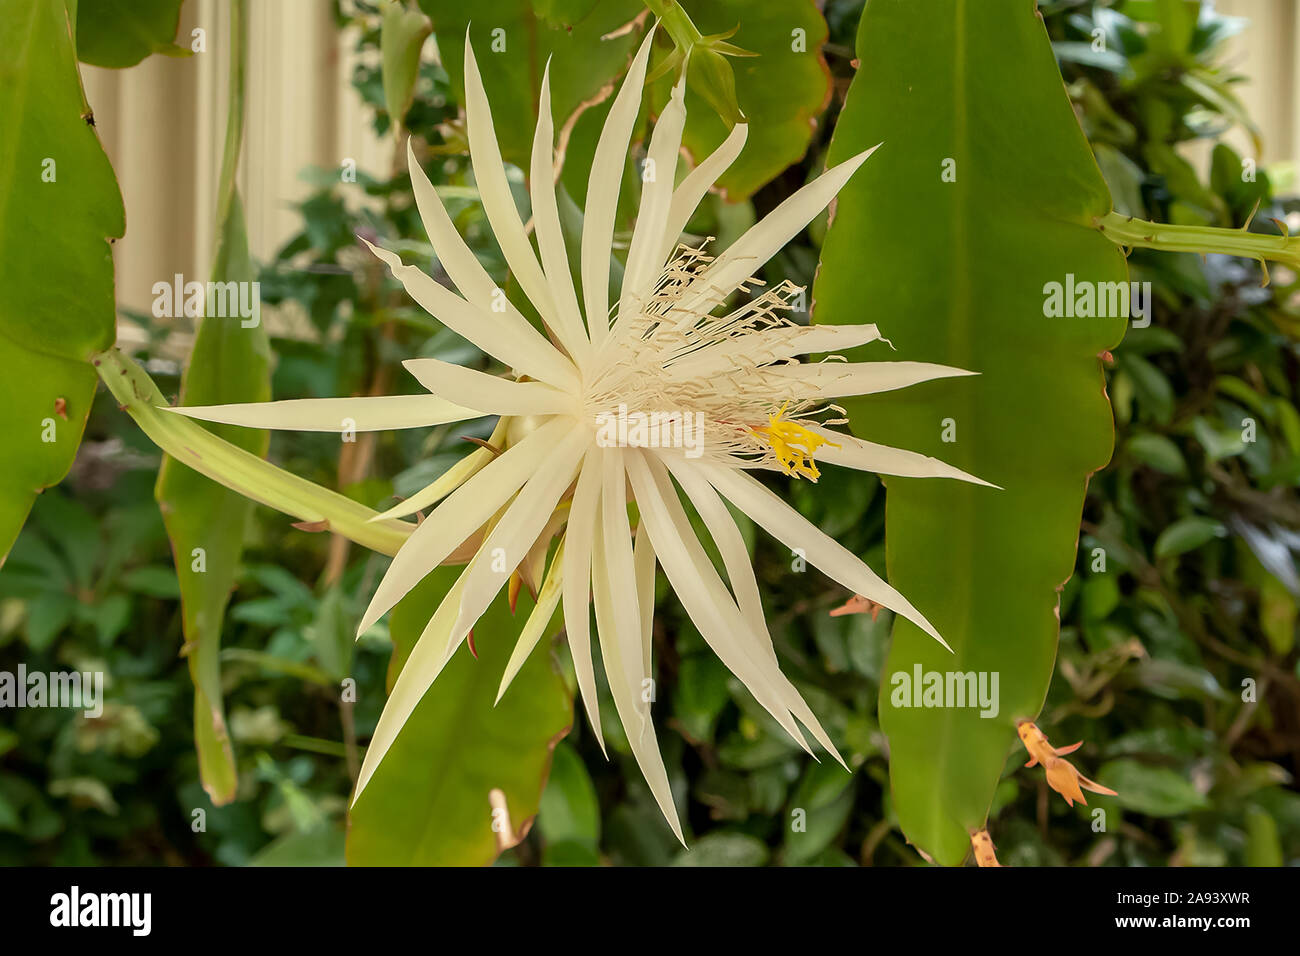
[750,402,839,481]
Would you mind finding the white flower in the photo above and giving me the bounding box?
[168,28,991,840]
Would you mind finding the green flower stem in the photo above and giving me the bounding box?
[95,347,415,557]
[642,0,702,51]
[213,0,247,239]
[1097,210,1300,274]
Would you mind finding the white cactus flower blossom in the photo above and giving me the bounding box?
[168,29,992,840]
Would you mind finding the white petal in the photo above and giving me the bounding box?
[780,323,888,355]
[664,456,843,762]
[353,564,469,803]
[619,73,687,316]
[362,238,578,391]
[408,139,535,330]
[810,425,999,488]
[665,323,887,380]
[633,519,656,680]
[165,394,482,432]
[562,447,605,751]
[530,63,590,366]
[462,33,562,342]
[370,418,510,522]
[763,360,975,400]
[581,29,656,347]
[667,462,766,645]
[401,358,577,416]
[655,122,749,267]
[625,451,813,753]
[496,536,566,704]
[449,425,588,649]
[357,416,572,635]
[701,463,950,651]
[591,470,684,843]
[677,145,880,316]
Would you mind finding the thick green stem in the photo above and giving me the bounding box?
[642,0,702,51]
[213,0,247,236]
[1097,210,1300,275]
[96,347,415,556]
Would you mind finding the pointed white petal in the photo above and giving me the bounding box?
[357,416,572,635]
[781,323,888,355]
[701,463,950,651]
[677,145,880,316]
[810,425,999,488]
[449,426,588,649]
[401,358,577,416]
[625,451,812,753]
[665,323,888,381]
[591,476,684,843]
[667,462,767,646]
[362,238,578,391]
[165,394,482,432]
[633,519,656,680]
[562,448,605,751]
[655,122,749,266]
[581,29,656,346]
[353,565,469,803]
[370,418,510,522]
[462,33,563,340]
[530,63,590,366]
[619,73,687,316]
[665,456,843,763]
[496,537,566,704]
[408,139,532,326]
[763,360,976,400]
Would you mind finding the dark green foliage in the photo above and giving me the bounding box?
[1,0,1294,866]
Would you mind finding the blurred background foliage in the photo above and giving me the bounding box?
[1,0,1297,866]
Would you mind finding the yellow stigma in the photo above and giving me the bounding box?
[751,402,839,481]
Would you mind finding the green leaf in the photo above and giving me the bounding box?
[248,825,346,867]
[25,591,75,652]
[1152,516,1226,560]
[1257,572,1297,657]
[76,0,188,68]
[651,0,832,201]
[347,567,573,865]
[157,193,272,807]
[671,652,731,741]
[672,831,769,866]
[1244,806,1283,868]
[120,565,181,599]
[814,0,1127,865]
[1096,758,1209,816]
[380,0,432,129]
[783,761,855,865]
[1125,432,1187,476]
[0,0,124,563]
[537,741,600,862]
[419,0,646,167]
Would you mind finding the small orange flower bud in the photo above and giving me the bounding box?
[971,829,1002,867]
[1017,720,1116,807]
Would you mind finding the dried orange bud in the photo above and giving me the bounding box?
[829,594,882,619]
[971,829,1001,867]
[507,571,522,614]
[1017,720,1116,807]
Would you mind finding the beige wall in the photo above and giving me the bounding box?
[1217,0,1300,167]
[83,0,390,327]
[83,0,1299,329]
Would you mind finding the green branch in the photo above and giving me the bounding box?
[642,0,702,51]
[1097,210,1300,281]
[96,348,415,557]
[213,0,247,238]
